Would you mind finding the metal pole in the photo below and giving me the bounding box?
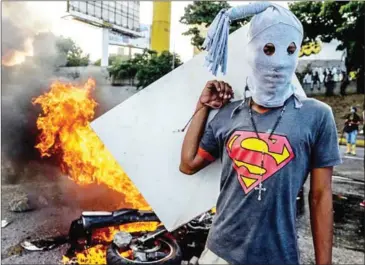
[101,28,109,67]
[151,1,171,53]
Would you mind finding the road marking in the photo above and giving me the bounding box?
[332,175,364,184]
[343,155,364,161]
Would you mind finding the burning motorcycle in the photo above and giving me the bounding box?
[22,208,214,265]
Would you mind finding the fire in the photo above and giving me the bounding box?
[62,246,133,265]
[93,222,161,242]
[2,38,33,66]
[32,78,150,209]
[62,222,160,264]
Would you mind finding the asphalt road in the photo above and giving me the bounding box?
[1,84,364,264]
[335,145,364,182]
[1,146,364,265]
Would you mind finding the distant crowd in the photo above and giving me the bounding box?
[302,66,347,88]
[300,66,356,96]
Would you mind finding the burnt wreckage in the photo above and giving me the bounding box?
[22,208,214,265]
[21,188,365,264]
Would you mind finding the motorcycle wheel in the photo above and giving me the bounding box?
[106,235,182,265]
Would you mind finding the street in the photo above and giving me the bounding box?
[335,145,364,182]
[1,145,364,264]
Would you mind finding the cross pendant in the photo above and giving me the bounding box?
[254,182,266,201]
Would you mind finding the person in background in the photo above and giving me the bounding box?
[318,67,325,83]
[344,106,361,155]
[340,70,349,96]
[325,72,335,96]
[313,70,321,90]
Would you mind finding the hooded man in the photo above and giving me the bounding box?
[180,2,341,264]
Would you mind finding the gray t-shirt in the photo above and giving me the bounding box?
[198,96,342,265]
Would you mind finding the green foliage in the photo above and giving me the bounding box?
[93,54,130,66]
[289,1,364,93]
[108,49,182,89]
[56,37,89,67]
[135,51,182,89]
[179,1,250,49]
[288,1,364,72]
[181,27,205,49]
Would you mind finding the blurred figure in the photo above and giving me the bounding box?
[344,106,361,155]
[303,72,312,88]
[324,72,335,96]
[340,70,349,96]
[318,67,325,83]
[333,70,339,82]
[311,71,320,91]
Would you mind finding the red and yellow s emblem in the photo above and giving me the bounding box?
[226,131,295,194]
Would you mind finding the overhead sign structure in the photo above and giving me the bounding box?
[91,24,306,232]
[67,1,141,37]
[109,24,150,49]
[67,1,146,66]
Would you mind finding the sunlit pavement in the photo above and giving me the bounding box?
[334,145,364,182]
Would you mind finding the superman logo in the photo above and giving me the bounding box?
[226,131,295,194]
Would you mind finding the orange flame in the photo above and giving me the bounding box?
[62,222,160,264]
[33,79,156,264]
[32,78,150,209]
[93,222,161,243]
[62,246,133,265]
[2,38,33,66]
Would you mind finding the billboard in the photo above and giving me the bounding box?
[67,1,142,37]
[109,24,150,49]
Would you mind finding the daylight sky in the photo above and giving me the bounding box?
[13,1,288,62]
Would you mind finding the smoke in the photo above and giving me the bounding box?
[2,2,47,53]
[1,2,68,184]
[0,1,136,212]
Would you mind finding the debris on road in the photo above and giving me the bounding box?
[2,219,11,228]
[21,241,46,251]
[9,195,34,212]
[20,236,68,251]
[37,195,49,207]
[189,256,199,265]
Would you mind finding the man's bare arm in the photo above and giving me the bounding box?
[179,102,211,175]
[180,80,233,175]
[309,167,333,265]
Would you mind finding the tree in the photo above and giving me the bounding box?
[180,1,251,50]
[289,1,364,93]
[108,49,182,89]
[93,54,130,66]
[135,50,182,89]
[56,37,90,67]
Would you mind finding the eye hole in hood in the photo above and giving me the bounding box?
[263,43,275,56]
[287,42,297,55]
